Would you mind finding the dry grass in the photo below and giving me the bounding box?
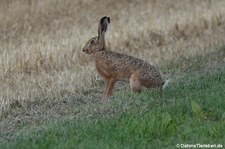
[0,0,225,119]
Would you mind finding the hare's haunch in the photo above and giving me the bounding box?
[83,16,167,100]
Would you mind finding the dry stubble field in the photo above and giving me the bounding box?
[0,0,225,131]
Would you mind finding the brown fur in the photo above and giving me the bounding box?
[83,16,164,100]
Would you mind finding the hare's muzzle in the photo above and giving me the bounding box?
[83,47,90,54]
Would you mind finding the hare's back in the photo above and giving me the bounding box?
[106,51,144,68]
[94,51,143,76]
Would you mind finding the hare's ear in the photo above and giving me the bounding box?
[98,16,110,37]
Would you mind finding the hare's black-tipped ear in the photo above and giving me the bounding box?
[98,16,110,37]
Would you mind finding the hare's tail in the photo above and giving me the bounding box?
[162,79,171,89]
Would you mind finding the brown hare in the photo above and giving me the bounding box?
[83,16,169,100]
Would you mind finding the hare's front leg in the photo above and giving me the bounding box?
[102,77,117,100]
[130,74,142,93]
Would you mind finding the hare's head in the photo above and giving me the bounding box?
[83,16,110,54]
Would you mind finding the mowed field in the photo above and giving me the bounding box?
[0,0,225,148]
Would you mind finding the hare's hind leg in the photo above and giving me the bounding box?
[130,74,141,93]
[102,77,117,100]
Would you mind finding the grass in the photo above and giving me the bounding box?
[1,66,225,148]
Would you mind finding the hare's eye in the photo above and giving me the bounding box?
[90,39,95,44]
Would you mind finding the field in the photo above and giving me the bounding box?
[0,0,225,148]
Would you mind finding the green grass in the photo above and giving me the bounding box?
[1,67,225,149]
